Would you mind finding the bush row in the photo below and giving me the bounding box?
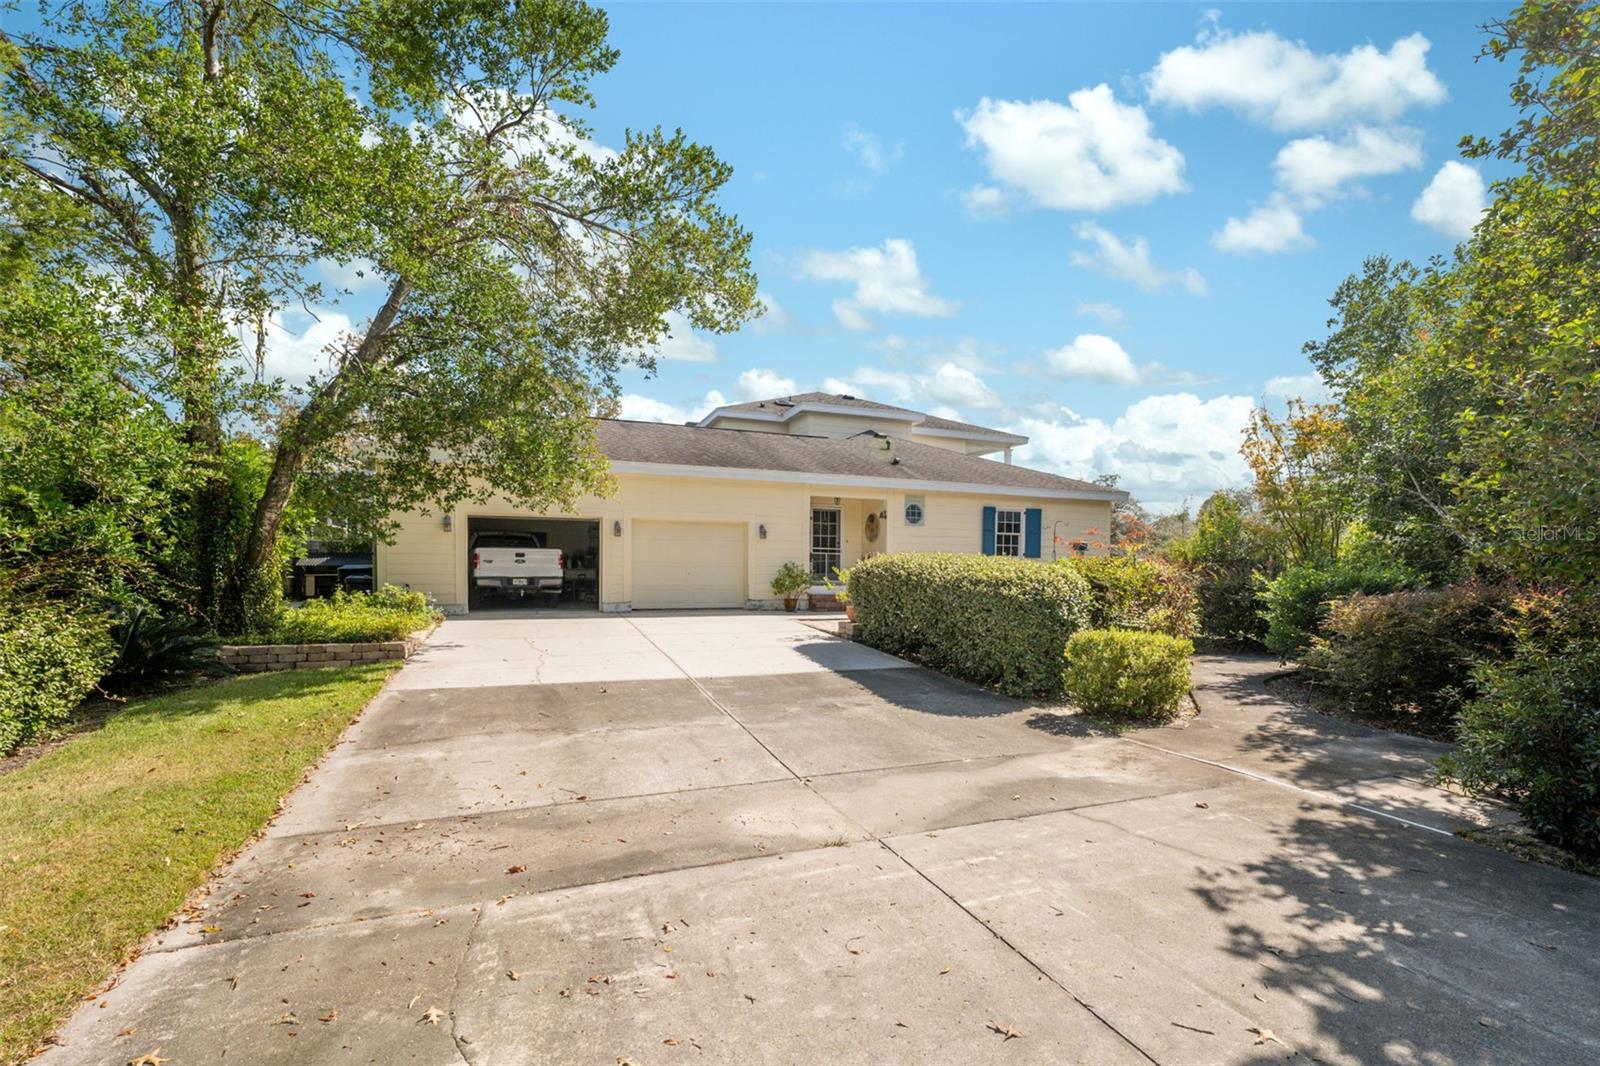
[229,585,438,645]
[848,552,1093,698]
[1068,555,1198,639]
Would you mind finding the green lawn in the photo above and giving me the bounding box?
[0,664,398,1063]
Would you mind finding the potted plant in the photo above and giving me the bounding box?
[771,561,811,612]
[826,566,855,621]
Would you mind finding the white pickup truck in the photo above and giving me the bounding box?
[471,532,565,602]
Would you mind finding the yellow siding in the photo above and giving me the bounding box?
[375,472,1115,612]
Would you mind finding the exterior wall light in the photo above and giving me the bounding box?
[442,513,453,532]
[758,523,767,539]
[612,520,622,537]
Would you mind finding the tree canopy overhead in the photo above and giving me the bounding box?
[1,0,759,627]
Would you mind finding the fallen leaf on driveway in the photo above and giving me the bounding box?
[275,1011,298,1025]
[507,970,521,981]
[128,1051,170,1066]
[663,1038,680,1046]
[116,1026,138,1038]
[938,966,951,975]
[507,864,527,874]
[987,1022,1023,1041]
[420,1006,446,1026]
[1195,802,1209,809]
[1248,1026,1281,1045]
[320,1010,339,1023]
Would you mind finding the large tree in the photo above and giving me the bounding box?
[1,0,758,628]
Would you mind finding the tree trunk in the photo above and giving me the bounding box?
[225,277,413,626]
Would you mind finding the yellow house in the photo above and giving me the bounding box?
[376,392,1125,613]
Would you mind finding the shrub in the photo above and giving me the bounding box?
[771,561,811,599]
[231,585,438,645]
[1069,555,1197,638]
[1260,561,1415,658]
[1063,629,1194,722]
[0,599,115,753]
[1440,638,1600,858]
[1302,582,1513,730]
[1191,563,1268,647]
[102,607,230,692]
[848,552,1092,698]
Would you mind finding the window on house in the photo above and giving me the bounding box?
[994,508,1022,556]
[810,507,841,579]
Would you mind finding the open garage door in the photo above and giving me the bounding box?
[466,516,600,612]
[632,520,746,609]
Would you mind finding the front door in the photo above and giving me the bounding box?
[810,507,841,580]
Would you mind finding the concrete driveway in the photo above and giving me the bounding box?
[46,615,1600,1065]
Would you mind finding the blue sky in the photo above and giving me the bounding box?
[558,1,1509,511]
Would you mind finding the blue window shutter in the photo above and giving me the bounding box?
[1024,508,1042,558]
[981,506,997,555]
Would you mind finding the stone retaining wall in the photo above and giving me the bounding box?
[219,636,423,673]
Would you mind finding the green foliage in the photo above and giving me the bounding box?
[771,561,811,598]
[1260,561,1415,659]
[823,566,852,604]
[1068,555,1197,638]
[0,268,194,610]
[1062,629,1194,722]
[232,585,437,645]
[0,599,116,753]
[1303,582,1514,730]
[1442,637,1600,859]
[1193,565,1269,648]
[3,0,760,629]
[102,608,229,693]
[848,552,1093,698]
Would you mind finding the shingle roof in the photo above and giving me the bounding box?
[702,392,1025,443]
[915,413,1027,442]
[713,391,922,419]
[596,420,1123,499]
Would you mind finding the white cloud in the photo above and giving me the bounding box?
[616,389,726,424]
[822,360,1003,412]
[652,310,717,363]
[798,238,958,330]
[734,367,798,401]
[1044,334,1141,385]
[1274,126,1423,205]
[961,183,1008,218]
[1071,222,1206,294]
[842,123,903,175]
[1264,373,1331,404]
[1211,201,1313,255]
[1012,392,1257,512]
[1076,300,1125,324]
[751,291,792,334]
[1411,161,1487,239]
[1042,333,1213,388]
[1147,29,1446,131]
[317,257,385,294]
[957,85,1187,211]
[233,308,355,387]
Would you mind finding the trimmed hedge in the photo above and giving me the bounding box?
[848,552,1092,698]
[1068,555,1198,638]
[1303,581,1513,729]
[1259,561,1414,658]
[229,585,437,646]
[0,599,115,753]
[1063,628,1194,722]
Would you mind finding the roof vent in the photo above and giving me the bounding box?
[840,394,857,400]
[890,456,901,465]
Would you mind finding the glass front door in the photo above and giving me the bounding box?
[810,507,841,580]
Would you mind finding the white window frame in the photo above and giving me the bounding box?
[994,507,1022,557]
[810,507,842,579]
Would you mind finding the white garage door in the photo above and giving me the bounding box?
[632,521,747,609]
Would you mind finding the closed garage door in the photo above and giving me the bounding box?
[632,520,747,609]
